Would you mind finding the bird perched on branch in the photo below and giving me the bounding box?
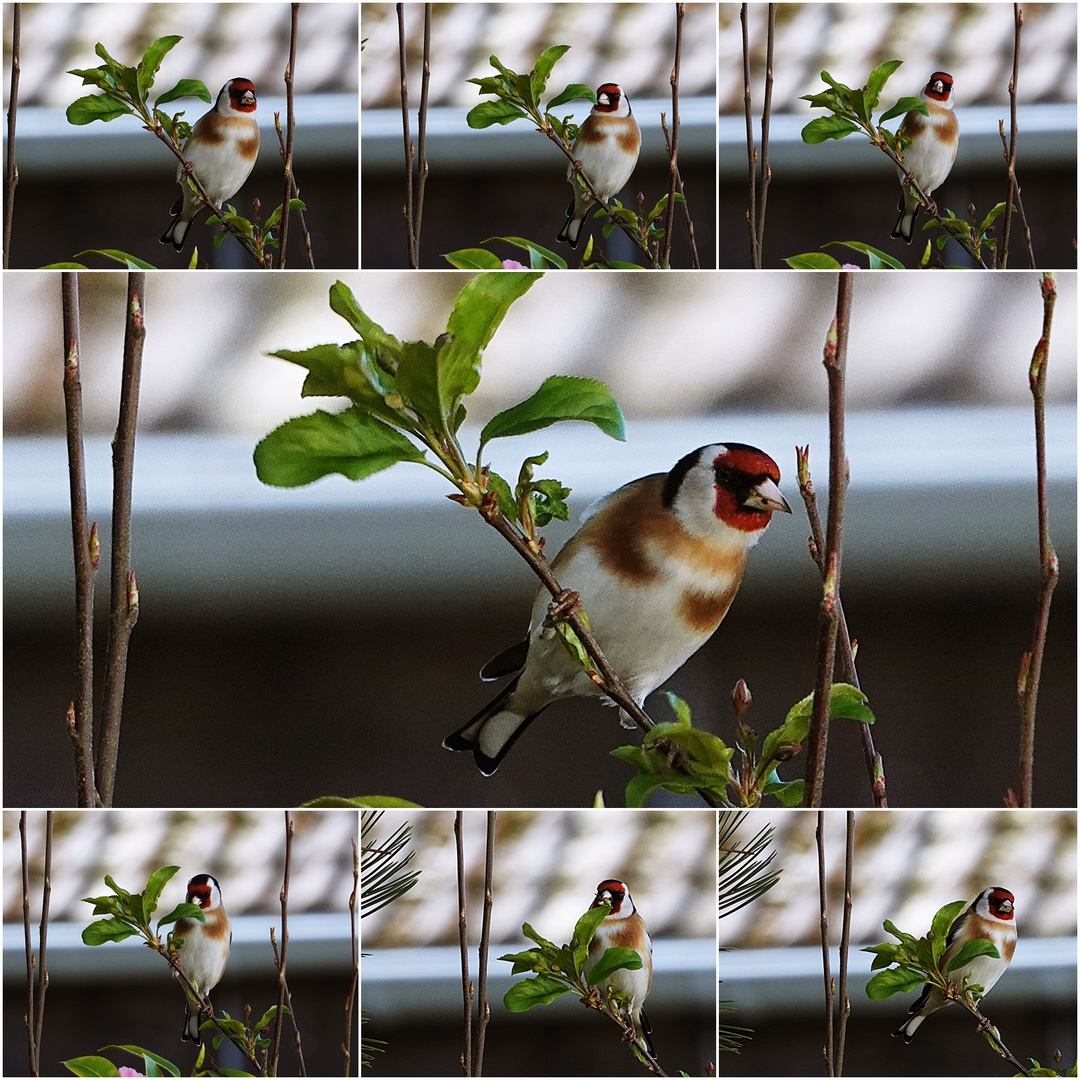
[161,78,260,251]
[893,886,1016,1041]
[176,873,232,1044]
[443,443,790,773]
[557,83,641,249]
[891,71,958,243]
[589,879,654,1052]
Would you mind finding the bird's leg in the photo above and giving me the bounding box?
[546,588,580,624]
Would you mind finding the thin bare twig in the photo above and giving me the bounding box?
[660,3,683,269]
[816,813,833,1075]
[413,4,432,257]
[834,811,854,1075]
[276,3,299,268]
[343,839,358,1077]
[397,4,417,268]
[755,5,775,260]
[805,275,853,807]
[472,812,496,1075]
[797,447,886,806]
[271,811,295,1075]
[1001,4,1022,267]
[1017,273,1058,807]
[97,274,145,806]
[455,813,473,1076]
[660,114,699,268]
[4,2,20,267]
[740,5,758,267]
[21,814,37,1076]
[61,274,98,807]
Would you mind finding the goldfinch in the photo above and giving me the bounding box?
[161,78,260,251]
[443,443,790,773]
[176,873,232,1044]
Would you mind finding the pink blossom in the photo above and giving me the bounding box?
[118,1069,145,1077]
[501,259,528,269]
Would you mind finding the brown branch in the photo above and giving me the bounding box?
[816,812,834,1075]
[61,274,98,807]
[276,3,300,268]
[454,812,473,1076]
[1017,273,1058,807]
[796,447,886,806]
[755,4,775,260]
[804,274,853,807]
[21,813,38,1076]
[834,811,854,1075]
[660,3,683,269]
[412,4,432,258]
[4,2,20,267]
[343,839,358,1077]
[397,4,417,268]
[740,4,758,267]
[97,273,146,806]
[1001,4,1022,267]
[659,115,699,268]
[472,812,496,1075]
[271,811,295,1075]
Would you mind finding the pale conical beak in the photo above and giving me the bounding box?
[746,476,791,514]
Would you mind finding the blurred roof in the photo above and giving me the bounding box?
[6,2,358,104]
[721,809,1076,948]
[4,809,356,921]
[361,2,717,110]
[3,271,1075,437]
[361,810,716,947]
[721,2,1078,114]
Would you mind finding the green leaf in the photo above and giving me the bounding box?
[521,921,558,952]
[155,78,211,106]
[100,1045,181,1079]
[586,945,643,986]
[480,374,625,448]
[866,59,903,108]
[783,252,843,269]
[827,682,876,723]
[547,83,596,110]
[328,282,405,361]
[763,777,804,806]
[801,115,860,143]
[482,236,568,270]
[823,241,906,270]
[65,94,132,125]
[865,966,928,1000]
[156,902,204,929]
[504,974,571,1012]
[254,408,427,487]
[883,918,918,948]
[305,794,423,807]
[533,45,570,83]
[71,249,158,269]
[570,904,609,971]
[444,248,505,270]
[947,938,1000,973]
[439,272,541,411]
[62,1056,121,1077]
[861,942,902,970]
[143,866,180,918]
[880,97,926,124]
[466,100,528,128]
[929,901,966,962]
[499,947,546,974]
[82,918,138,946]
[663,691,692,725]
[136,35,183,96]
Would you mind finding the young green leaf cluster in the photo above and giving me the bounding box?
[500,902,652,1064]
[62,36,301,268]
[863,900,999,1003]
[81,865,204,948]
[613,684,875,808]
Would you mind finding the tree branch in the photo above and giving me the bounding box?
[660,3,683,269]
[275,3,300,269]
[4,2,20,268]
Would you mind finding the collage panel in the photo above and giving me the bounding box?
[360,2,718,269]
[2,2,359,270]
[724,3,1077,269]
[360,808,718,1076]
[4,809,358,1076]
[719,809,1077,1076]
[3,269,1076,810]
